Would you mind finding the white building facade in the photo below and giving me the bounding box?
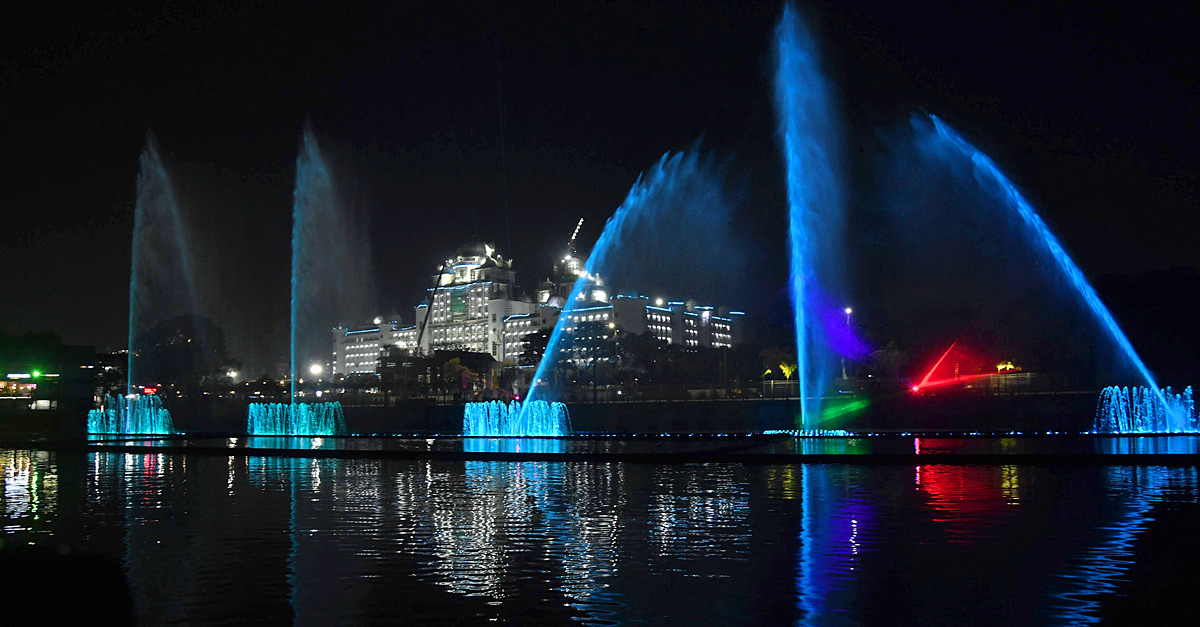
[331,239,745,377]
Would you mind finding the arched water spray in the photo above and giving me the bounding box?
[523,151,727,409]
[921,114,1170,415]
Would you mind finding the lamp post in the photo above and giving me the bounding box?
[841,307,852,380]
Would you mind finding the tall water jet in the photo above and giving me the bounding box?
[291,127,329,401]
[523,150,738,408]
[289,123,375,399]
[773,5,848,429]
[276,123,373,435]
[919,114,1168,410]
[127,134,200,397]
[98,134,198,435]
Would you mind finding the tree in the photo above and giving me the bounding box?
[865,342,908,380]
[759,346,797,380]
[520,329,551,367]
[133,315,238,389]
[617,331,666,384]
[497,360,518,392]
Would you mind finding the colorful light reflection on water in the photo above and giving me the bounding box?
[3,448,1198,625]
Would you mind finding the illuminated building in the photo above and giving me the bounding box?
[333,242,535,375]
[0,341,96,412]
[331,232,745,375]
[545,292,743,367]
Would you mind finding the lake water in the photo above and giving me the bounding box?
[3,444,1198,625]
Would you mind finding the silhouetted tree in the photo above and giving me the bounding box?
[759,346,797,380]
[133,315,238,389]
[520,330,551,367]
[865,342,908,380]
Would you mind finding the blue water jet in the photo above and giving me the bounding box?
[246,401,347,436]
[96,134,196,434]
[773,5,848,430]
[127,134,199,399]
[88,393,175,435]
[289,123,375,401]
[522,151,723,408]
[921,114,1169,412]
[1093,386,1196,433]
[290,128,332,401]
[463,400,571,437]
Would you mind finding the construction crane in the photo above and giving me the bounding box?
[567,218,584,256]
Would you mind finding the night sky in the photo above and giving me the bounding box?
[3,0,1196,375]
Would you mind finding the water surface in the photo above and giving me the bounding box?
[2,448,1197,625]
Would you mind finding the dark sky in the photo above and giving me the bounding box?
[3,0,1196,374]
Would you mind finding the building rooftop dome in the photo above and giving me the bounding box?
[455,241,494,258]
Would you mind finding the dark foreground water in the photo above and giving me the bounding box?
[3,447,1198,625]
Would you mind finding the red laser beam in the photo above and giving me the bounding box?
[913,372,1000,390]
[915,342,957,391]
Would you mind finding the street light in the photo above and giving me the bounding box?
[841,307,852,380]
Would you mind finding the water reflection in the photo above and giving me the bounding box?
[3,447,1198,625]
[1049,466,1199,624]
[916,465,1023,540]
[1,450,57,532]
[1096,436,1200,455]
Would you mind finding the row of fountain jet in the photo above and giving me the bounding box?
[94,4,1188,437]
